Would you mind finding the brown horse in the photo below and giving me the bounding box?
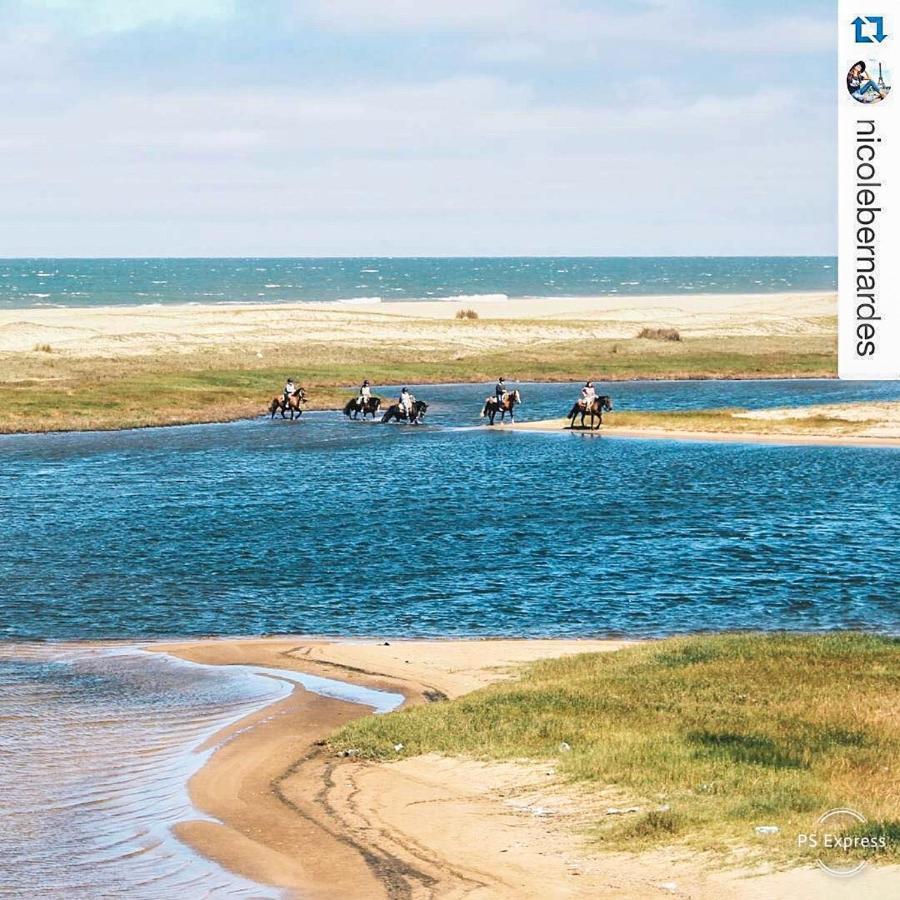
[480,389,522,425]
[567,395,612,430]
[269,388,307,420]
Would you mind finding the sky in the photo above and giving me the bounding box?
[0,0,836,257]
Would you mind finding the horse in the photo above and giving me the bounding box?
[381,399,429,424]
[480,389,522,425]
[269,388,307,420]
[567,395,613,430]
[343,396,383,420]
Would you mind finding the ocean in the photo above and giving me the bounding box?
[0,257,836,309]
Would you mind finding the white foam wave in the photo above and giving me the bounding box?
[444,293,508,303]
[334,296,382,305]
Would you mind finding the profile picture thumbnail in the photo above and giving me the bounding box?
[847,60,892,103]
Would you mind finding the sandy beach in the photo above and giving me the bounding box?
[505,400,900,448]
[0,292,835,357]
[150,637,897,899]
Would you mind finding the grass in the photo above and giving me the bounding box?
[0,332,835,433]
[638,327,681,341]
[603,408,878,436]
[330,633,900,865]
[455,308,479,320]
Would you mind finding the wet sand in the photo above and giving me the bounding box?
[151,637,897,899]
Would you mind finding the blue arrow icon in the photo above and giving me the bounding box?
[853,16,887,43]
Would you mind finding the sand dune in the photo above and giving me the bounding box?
[0,292,835,357]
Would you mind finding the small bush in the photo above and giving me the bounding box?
[455,308,479,320]
[33,343,53,353]
[637,327,681,342]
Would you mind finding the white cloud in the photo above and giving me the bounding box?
[304,0,833,57]
[0,74,833,254]
[20,0,237,33]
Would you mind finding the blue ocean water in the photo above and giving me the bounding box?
[1,380,897,641]
[0,257,836,308]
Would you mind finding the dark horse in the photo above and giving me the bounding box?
[381,400,429,424]
[567,395,613,430]
[343,396,383,420]
[269,388,307,420]
[480,389,522,425]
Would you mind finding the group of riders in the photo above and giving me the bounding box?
[279,376,606,425]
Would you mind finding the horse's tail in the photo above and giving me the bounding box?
[380,406,393,423]
[343,399,355,417]
[480,402,488,418]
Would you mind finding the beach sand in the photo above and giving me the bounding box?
[0,291,838,433]
[0,292,834,357]
[151,637,896,899]
[504,401,900,448]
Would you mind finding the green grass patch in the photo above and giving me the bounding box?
[330,633,900,862]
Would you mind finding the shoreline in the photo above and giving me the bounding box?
[0,374,845,439]
[0,287,834,316]
[503,421,900,449]
[147,636,898,899]
[151,637,632,898]
[0,290,837,434]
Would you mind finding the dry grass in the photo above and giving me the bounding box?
[638,327,681,341]
[455,308,479,320]
[0,333,835,434]
[331,633,900,866]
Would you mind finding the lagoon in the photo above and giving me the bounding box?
[1,380,898,641]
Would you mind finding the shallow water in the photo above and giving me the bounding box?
[0,256,835,308]
[0,644,402,898]
[1,380,898,640]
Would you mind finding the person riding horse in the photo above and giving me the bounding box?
[399,387,419,424]
[283,378,297,404]
[357,379,372,411]
[495,377,507,406]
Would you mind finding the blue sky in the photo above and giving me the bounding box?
[0,0,836,256]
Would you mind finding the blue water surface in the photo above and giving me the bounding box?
[1,381,897,640]
[0,256,835,308]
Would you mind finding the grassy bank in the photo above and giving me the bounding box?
[0,333,834,433]
[331,633,900,866]
[522,401,900,441]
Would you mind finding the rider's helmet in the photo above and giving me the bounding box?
[499,377,505,382]
[586,380,593,387]
[363,379,369,386]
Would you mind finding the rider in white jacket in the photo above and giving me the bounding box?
[580,381,596,407]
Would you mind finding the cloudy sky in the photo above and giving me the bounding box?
[0,0,835,256]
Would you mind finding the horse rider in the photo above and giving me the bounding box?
[579,381,596,409]
[357,379,372,410]
[283,378,297,404]
[494,377,508,407]
[399,386,419,423]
